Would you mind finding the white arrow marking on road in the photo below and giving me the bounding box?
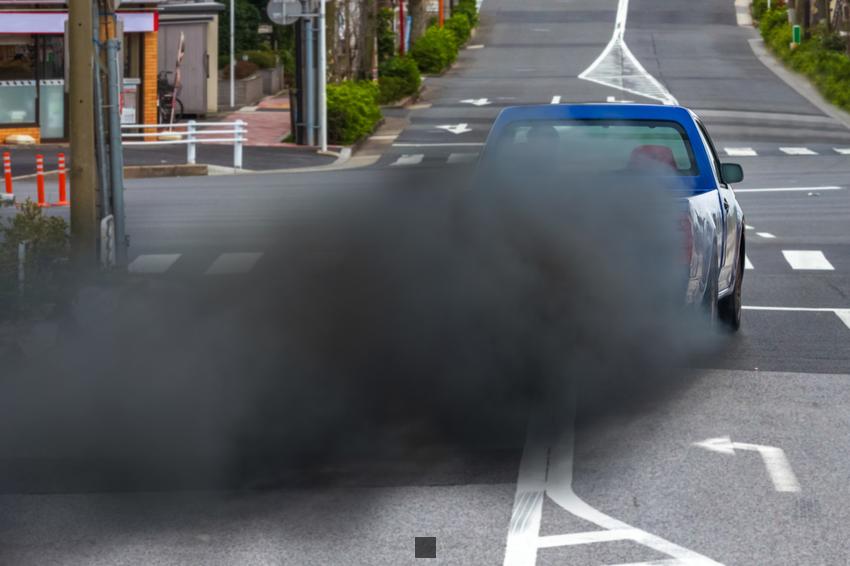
[461,98,491,106]
[437,123,473,135]
[694,437,801,492]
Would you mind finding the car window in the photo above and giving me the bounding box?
[695,120,724,185]
[492,119,699,176]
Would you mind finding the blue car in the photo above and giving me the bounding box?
[479,104,746,330]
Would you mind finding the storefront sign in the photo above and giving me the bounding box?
[0,12,158,34]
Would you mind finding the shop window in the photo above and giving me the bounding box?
[0,34,37,125]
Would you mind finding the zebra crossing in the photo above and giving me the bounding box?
[723,146,850,157]
[745,249,838,271]
[384,151,480,168]
[128,252,265,276]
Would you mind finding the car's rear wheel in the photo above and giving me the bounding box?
[719,240,744,331]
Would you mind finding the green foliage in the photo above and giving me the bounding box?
[244,49,277,69]
[410,25,458,74]
[751,0,770,20]
[326,81,382,145]
[217,0,262,60]
[378,56,422,104]
[221,60,259,79]
[758,6,850,113]
[378,8,396,63]
[0,200,69,319]
[453,0,479,27]
[445,13,472,46]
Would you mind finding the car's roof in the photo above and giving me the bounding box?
[493,103,697,123]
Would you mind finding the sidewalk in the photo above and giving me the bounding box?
[1,93,337,178]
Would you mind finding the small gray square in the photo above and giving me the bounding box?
[415,536,437,559]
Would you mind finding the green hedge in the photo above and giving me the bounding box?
[445,13,472,46]
[244,49,277,69]
[453,0,479,28]
[411,25,459,74]
[759,7,850,112]
[378,56,422,104]
[327,81,382,145]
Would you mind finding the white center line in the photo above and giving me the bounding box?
[128,254,181,274]
[782,250,835,270]
[724,147,758,157]
[780,147,818,155]
[205,252,264,275]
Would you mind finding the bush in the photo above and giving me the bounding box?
[378,56,422,104]
[758,6,850,113]
[0,200,69,319]
[445,13,472,46]
[377,8,396,62]
[411,25,458,74]
[221,60,259,79]
[244,49,277,69]
[453,0,479,27]
[327,81,382,145]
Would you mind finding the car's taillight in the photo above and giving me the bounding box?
[679,213,693,265]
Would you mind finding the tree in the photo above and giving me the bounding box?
[216,0,262,62]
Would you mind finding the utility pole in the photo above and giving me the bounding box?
[318,0,328,152]
[68,0,98,264]
[230,0,235,108]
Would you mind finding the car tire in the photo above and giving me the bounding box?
[719,240,744,331]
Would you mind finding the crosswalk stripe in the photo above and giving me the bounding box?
[551,95,561,104]
[836,310,850,330]
[834,148,850,155]
[756,232,775,239]
[724,147,757,157]
[782,250,834,270]
[128,254,181,274]
[205,252,263,275]
[745,255,754,270]
[391,154,425,166]
[447,152,479,164]
[780,147,818,155]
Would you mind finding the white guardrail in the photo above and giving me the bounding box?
[121,120,247,169]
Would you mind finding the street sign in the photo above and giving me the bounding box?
[267,0,303,26]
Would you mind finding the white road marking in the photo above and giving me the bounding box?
[461,98,491,106]
[694,437,800,493]
[606,95,633,103]
[745,255,754,270]
[780,147,818,155]
[756,232,775,239]
[782,250,834,270]
[467,44,485,50]
[391,154,425,166]
[578,0,678,105]
[834,148,850,155]
[370,134,399,141]
[745,306,850,330]
[504,410,722,566]
[447,152,479,164]
[550,95,561,104]
[724,147,758,157]
[393,142,485,148]
[745,225,754,230]
[205,252,263,275]
[128,254,181,274]
[735,0,753,26]
[436,123,473,135]
[735,186,843,193]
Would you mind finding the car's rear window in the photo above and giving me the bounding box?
[491,119,699,176]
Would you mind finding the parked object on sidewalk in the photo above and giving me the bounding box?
[122,121,247,169]
[3,151,12,196]
[54,153,68,207]
[35,155,47,208]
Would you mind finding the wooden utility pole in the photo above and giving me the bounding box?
[68,0,98,264]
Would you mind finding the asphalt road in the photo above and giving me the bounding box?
[3,0,850,564]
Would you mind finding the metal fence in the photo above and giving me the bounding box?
[120,120,247,169]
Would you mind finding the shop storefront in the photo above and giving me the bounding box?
[0,2,161,143]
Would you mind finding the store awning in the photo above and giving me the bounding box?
[0,12,158,34]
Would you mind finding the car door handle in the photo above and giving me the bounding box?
[723,198,730,211]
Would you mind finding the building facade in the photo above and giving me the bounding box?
[0,0,162,143]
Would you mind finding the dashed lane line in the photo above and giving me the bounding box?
[735,186,843,193]
[756,232,776,239]
[128,254,181,274]
[780,147,819,155]
[391,154,425,166]
[724,147,758,157]
[204,252,263,275]
[782,250,835,271]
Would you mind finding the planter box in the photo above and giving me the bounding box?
[259,66,285,95]
[218,74,264,109]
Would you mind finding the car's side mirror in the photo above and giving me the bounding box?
[720,163,744,184]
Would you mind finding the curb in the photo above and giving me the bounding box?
[748,38,850,131]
